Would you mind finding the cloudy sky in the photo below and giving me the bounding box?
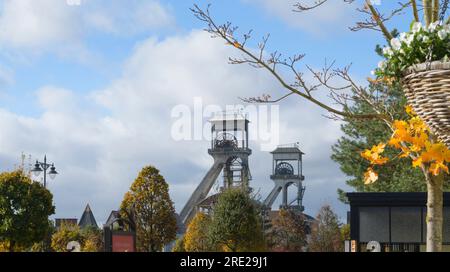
[0,0,411,224]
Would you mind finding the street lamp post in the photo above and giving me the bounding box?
[31,155,58,188]
[30,155,58,252]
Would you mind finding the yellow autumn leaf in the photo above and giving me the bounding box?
[361,143,389,165]
[373,143,386,153]
[405,105,416,117]
[399,152,410,158]
[410,144,423,153]
[422,142,448,163]
[445,148,450,163]
[364,168,378,185]
[393,120,407,130]
[429,162,449,176]
[388,137,401,148]
[232,41,241,48]
[361,150,371,161]
[412,157,423,168]
[375,157,389,165]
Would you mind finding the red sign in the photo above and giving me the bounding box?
[112,234,135,252]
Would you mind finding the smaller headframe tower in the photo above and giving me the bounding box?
[263,143,305,211]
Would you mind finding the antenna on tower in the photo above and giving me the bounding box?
[19,152,26,172]
[27,154,32,178]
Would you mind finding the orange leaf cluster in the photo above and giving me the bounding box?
[360,105,450,185]
[361,143,389,165]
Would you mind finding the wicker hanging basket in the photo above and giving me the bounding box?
[402,61,450,148]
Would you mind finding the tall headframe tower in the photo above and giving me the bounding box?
[263,143,305,211]
[180,111,252,225]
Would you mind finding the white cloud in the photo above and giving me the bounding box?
[0,64,14,87]
[0,30,349,222]
[243,0,357,35]
[0,0,81,50]
[0,0,174,54]
[85,0,175,35]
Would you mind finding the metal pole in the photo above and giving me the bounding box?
[43,155,47,252]
[43,155,47,189]
[282,185,287,207]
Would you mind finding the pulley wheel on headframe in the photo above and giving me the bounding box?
[215,132,238,149]
[275,162,294,175]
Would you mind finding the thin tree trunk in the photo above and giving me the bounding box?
[365,0,393,42]
[425,171,444,252]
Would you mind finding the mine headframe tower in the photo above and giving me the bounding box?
[180,111,252,225]
[262,143,305,212]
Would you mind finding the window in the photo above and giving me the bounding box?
[391,207,422,243]
[359,207,389,242]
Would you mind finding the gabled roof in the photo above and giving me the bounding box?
[197,193,221,208]
[78,204,98,229]
[105,210,120,227]
[209,111,249,122]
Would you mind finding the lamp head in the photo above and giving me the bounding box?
[31,161,43,177]
[48,164,58,180]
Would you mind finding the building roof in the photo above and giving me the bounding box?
[209,111,249,122]
[197,193,221,208]
[55,218,78,229]
[105,210,120,227]
[267,210,316,222]
[346,192,450,206]
[78,204,98,229]
[271,146,304,155]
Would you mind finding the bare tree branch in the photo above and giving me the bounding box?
[294,0,356,12]
[356,1,411,42]
[239,93,294,103]
[293,0,329,11]
[190,4,389,121]
[294,1,411,42]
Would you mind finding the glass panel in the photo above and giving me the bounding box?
[391,207,422,243]
[359,207,389,243]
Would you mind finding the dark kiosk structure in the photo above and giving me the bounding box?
[347,192,450,252]
[103,211,136,252]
